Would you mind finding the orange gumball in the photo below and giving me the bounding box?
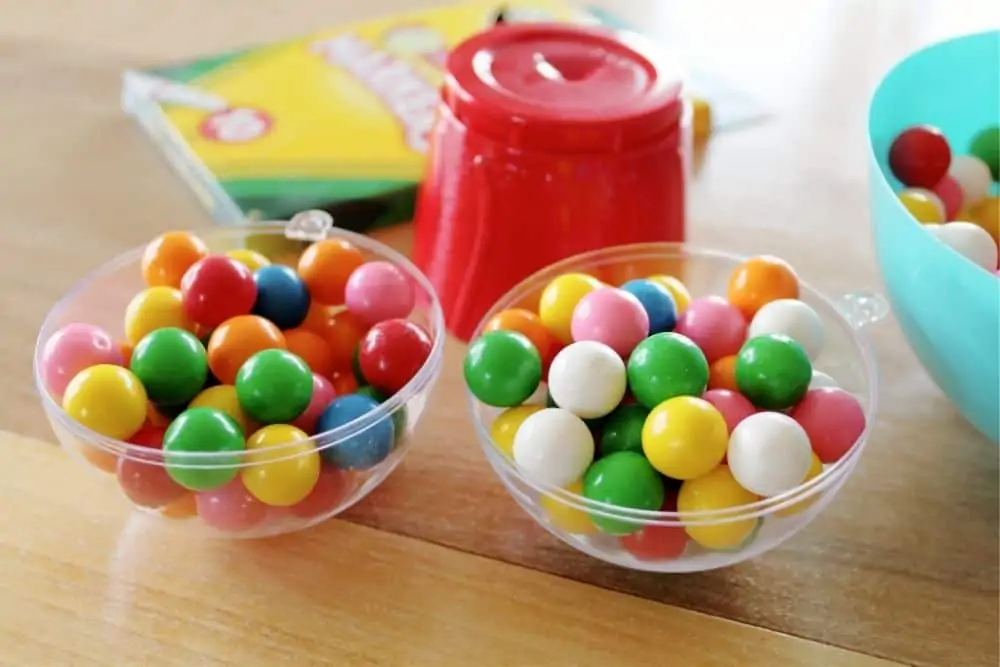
[285,328,335,379]
[300,302,339,339]
[118,341,134,368]
[484,308,556,367]
[78,441,118,473]
[160,493,198,519]
[297,239,366,306]
[146,403,173,429]
[324,310,369,372]
[708,355,739,391]
[207,315,287,385]
[727,256,799,319]
[331,370,359,396]
[141,231,209,288]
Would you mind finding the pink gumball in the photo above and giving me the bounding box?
[702,389,756,433]
[291,373,338,434]
[674,296,747,362]
[288,466,357,519]
[344,261,415,325]
[40,323,124,399]
[790,388,866,463]
[196,478,268,532]
[570,287,649,357]
[933,175,964,220]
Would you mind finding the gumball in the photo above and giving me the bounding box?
[969,196,999,243]
[512,408,594,488]
[141,231,208,288]
[251,265,310,330]
[159,493,198,520]
[116,427,187,508]
[40,323,124,400]
[331,370,360,396]
[642,396,728,480]
[291,374,338,434]
[118,341,134,367]
[899,188,945,224]
[490,404,544,457]
[776,453,824,517]
[647,275,691,314]
[241,424,321,507]
[129,327,208,406]
[483,308,556,370]
[619,493,687,561]
[929,222,998,271]
[189,384,254,435]
[344,260,415,324]
[162,407,245,491]
[735,334,812,410]
[284,328,335,379]
[674,296,747,362]
[570,287,649,357]
[181,255,257,328]
[538,273,604,344]
[464,330,542,407]
[297,238,366,305]
[207,315,286,385]
[969,125,1000,180]
[677,466,758,550]
[932,175,964,221]
[146,403,174,429]
[124,286,195,345]
[323,309,370,372]
[539,479,595,535]
[547,341,626,419]
[747,298,825,360]
[790,387,866,463]
[358,319,433,396]
[196,478,268,532]
[702,389,756,434]
[708,354,739,391]
[582,451,665,535]
[809,369,838,389]
[316,394,394,469]
[621,279,677,333]
[62,365,148,440]
[626,333,709,409]
[236,349,313,424]
[728,412,812,497]
[727,256,799,320]
[300,301,338,338]
[288,466,357,519]
[599,403,649,456]
[948,155,992,208]
[888,124,951,188]
[225,248,271,272]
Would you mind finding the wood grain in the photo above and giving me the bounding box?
[0,1,997,666]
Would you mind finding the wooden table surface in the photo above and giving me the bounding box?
[1,1,998,666]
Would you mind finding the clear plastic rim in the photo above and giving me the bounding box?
[33,224,446,468]
[465,242,880,524]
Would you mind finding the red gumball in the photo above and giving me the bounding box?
[116,427,187,508]
[357,319,433,395]
[888,125,952,189]
[790,387,866,464]
[288,466,357,519]
[180,255,257,328]
[619,494,688,561]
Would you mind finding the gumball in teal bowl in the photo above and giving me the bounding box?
[868,30,1000,444]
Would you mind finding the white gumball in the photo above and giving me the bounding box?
[930,222,998,272]
[547,340,627,419]
[747,299,826,360]
[728,412,813,497]
[809,370,838,389]
[948,155,992,208]
[512,408,594,487]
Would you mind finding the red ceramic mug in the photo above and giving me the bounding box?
[413,23,688,341]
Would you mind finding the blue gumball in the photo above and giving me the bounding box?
[621,278,677,333]
[252,265,310,330]
[315,393,394,470]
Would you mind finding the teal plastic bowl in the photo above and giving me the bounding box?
[868,30,1000,444]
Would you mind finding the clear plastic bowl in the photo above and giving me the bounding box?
[33,221,445,538]
[466,244,882,572]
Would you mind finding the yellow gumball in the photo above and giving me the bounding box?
[899,188,945,224]
[540,480,595,535]
[678,465,759,550]
[490,404,544,457]
[776,453,824,518]
[124,286,195,345]
[690,96,712,141]
[242,424,320,507]
[225,248,272,272]
[642,396,728,480]
[62,364,148,440]
[969,196,999,243]
[538,273,603,344]
[189,385,254,436]
[647,275,691,314]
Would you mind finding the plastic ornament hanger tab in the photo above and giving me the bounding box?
[285,210,335,242]
[835,291,889,330]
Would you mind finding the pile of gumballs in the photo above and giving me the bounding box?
[464,256,867,559]
[39,230,432,532]
[889,123,999,273]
